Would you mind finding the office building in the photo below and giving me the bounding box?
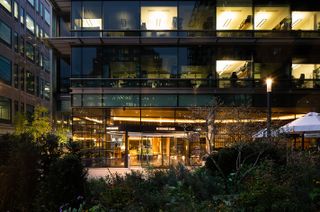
[0,0,52,134]
[49,0,320,167]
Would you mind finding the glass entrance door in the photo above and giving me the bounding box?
[128,133,188,167]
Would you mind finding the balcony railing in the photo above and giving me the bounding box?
[69,29,320,38]
[70,78,320,89]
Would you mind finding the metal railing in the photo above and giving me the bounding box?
[70,78,320,89]
[68,29,320,38]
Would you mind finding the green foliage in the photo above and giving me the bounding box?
[0,133,88,212]
[55,123,70,143]
[36,154,87,211]
[0,134,40,211]
[30,105,52,140]
[13,112,28,135]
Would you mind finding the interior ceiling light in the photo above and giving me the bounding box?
[255,12,269,28]
[216,60,236,75]
[147,10,170,30]
[82,18,102,29]
[218,11,237,29]
[292,12,306,28]
[292,64,301,70]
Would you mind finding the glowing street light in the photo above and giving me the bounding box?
[266,78,273,138]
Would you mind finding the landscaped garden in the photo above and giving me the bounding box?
[1,106,320,211]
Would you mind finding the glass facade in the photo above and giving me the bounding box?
[69,1,320,37]
[0,55,12,85]
[0,20,11,46]
[54,1,320,167]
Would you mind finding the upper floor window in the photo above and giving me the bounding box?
[254,5,290,30]
[103,1,139,30]
[141,1,177,31]
[216,0,252,30]
[0,55,12,85]
[20,7,24,25]
[13,1,18,19]
[0,96,11,122]
[26,71,35,94]
[179,1,215,31]
[44,8,50,25]
[0,20,11,47]
[26,14,35,34]
[0,0,11,13]
[26,42,35,61]
[292,12,320,30]
[27,0,34,7]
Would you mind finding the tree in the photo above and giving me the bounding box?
[30,105,52,140]
[13,112,28,135]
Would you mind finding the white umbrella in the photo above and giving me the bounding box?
[252,128,284,139]
[279,112,320,149]
[279,112,320,133]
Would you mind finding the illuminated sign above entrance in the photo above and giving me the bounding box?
[106,126,119,131]
[156,127,176,131]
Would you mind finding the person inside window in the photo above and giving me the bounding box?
[230,72,238,87]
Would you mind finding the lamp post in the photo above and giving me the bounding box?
[266,78,273,138]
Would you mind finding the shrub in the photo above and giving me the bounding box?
[36,154,87,211]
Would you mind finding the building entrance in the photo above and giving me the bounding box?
[128,132,204,167]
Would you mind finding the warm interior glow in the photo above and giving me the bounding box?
[82,18,102,29]
[216,60,248,78]
[292,64,319,79]
[254,7,289,30]
[141,7,177,30]
[292,11,320,30]
[217,7,252,30]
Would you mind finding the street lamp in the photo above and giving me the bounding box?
[266,78,273,138]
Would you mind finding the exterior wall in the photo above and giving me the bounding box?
[0,0,52,133]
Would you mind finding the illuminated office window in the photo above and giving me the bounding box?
[217,60,252,88]
[292,12,320,30]
[82,1,102,30]
[13,1,18,19]
[254,6,290,30]
[292,64,320,88]
[141,2,177,30]
[26,14,35,34]
[0,0,11,12]
[217,7,252,30]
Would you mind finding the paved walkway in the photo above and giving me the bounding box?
[88,167,145,178]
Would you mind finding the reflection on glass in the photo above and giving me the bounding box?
[292,64,320,88]
[103,1,139,30]
[179,1,215,30]
[254,6,290,30]
[141,47,177,78]
[179,47,212,88]
[101,47,139,78]
[292,12,320,30]
[217,60,252,88]
[82,2,102,30]
[217,7,252,30]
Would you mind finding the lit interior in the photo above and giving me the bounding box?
[292,64,320,79]
[0,0,11,12]
[82,18,102,29]
[26,16,35,33]
[216,60,250,78]
[141,7,178,30]
[292,12,320,30]
[216,7,252,30]
[254,7,289,30]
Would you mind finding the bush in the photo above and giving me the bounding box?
[36,154,87,211]
[0,134,40,211]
